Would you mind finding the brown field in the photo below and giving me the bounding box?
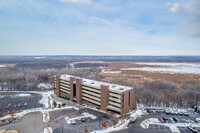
[101,62,200,84]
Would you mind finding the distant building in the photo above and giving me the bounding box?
[54,74,136,115]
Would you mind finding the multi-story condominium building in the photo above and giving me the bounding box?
[54,74,136,115]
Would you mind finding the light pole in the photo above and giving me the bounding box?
[62,123,63,133]
[99,114,101,130]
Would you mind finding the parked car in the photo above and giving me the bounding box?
[196,118,200,123]
[158,117,164,123]
[6,104,11,109]
[165,109,170,115]
[171,110,176,115]
[17,103,21,107]
[178,110,184,115]
[24,103,27,107]
[187,125,198,133]
[162,117,169,123]
[184,111,189,116]
[14,104,17,108]
[62,103,66,107]
[173,117,180,123]
[182,119,187,123]
[81,118,86,122]
[159,109,164,114]
[169,118,175,124]
[174,110,179,115]
[188,119,194,123]
[70,120,76,125]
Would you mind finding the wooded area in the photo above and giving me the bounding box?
[0,58,200,109]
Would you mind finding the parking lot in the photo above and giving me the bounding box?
[0,92,43,115]
[178,126,200,133]
[149,124,171,132]
[145,108,200,117]
[50,108,116,133]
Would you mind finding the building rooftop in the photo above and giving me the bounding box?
[60,74,133,92]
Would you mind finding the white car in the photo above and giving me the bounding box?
[196,118,200,123]
[70,120,76,125]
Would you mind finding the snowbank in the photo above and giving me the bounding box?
[38,83,53,89]
[135,110,144,117]
[43,112,50,122]
[140,120,149,129]
[44,127,53,133]
[65,112,97,124]
[15,94,31,97]
[0,115,12,120]
[37,91,54,108]
[0,65,6,68]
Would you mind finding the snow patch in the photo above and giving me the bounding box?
[38,83,53,89]
[122,62,200,74]
[101,69,121,74]
[15,94,31,97]
[0,65,6,68]
[0,115,12,120]
[135,110,144,117]
[43,111,50,122]
[38,91,54,108]
[65,112,97,124]
[44,127,53,133]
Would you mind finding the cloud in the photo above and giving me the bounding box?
[168,0,200,37]
[168,3,180,12]
[60,0,91,4]
[90,16,113,26]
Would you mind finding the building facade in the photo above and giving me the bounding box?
[54,74,136,114]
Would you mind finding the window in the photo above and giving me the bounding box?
[128,91,130,106]
[122,94,124,110]
[73,83,76,98]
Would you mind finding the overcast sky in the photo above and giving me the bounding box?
[0,0,200,55]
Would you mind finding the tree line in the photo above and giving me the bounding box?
[110,77,200,109]
[0,66,199,109]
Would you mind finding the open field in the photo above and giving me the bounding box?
[101,62,200,84]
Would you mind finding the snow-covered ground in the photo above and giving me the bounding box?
[0,65,6,67]
[37,91,54,108]
[43,111,50,122]
[38,83,53,89]
[101,69,121,74]
[65,112,97,124]
[35,56,46,59]
[44,127,53,133]
[121,62,200,74]
[14,94,31,97]
[0,114,12,121]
